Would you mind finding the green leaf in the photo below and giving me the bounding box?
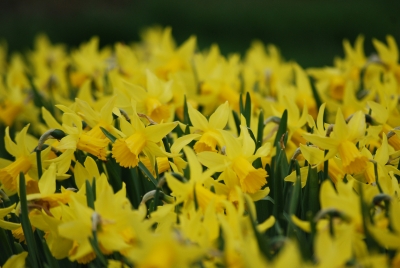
[231,110,241,135]
[239,93,244,116]
[309,76,323,110]
[100,127,116,143]
[302,166,319,218]
[162,136,173,163]
[122,167,141,208]
[88,231,108,267]
[0,228,13,265]
[85,180,95,210]
[244,91,252,127]
[193,186,199,211]
[19,172,40,268]
[273,110,288,149]
[37,230,59,268]
[36,150,43,179]
[247,127,257,152]
[138,162,158,187]
[104,157,122,193]
[272,144,289,228]
[289,161,302,216]
[256,110,264,150]
[244,195,272,260]
[183,95,192,126]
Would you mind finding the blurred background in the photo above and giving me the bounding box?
[0,0,398,67]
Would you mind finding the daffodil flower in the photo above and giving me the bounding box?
[165,146,226,211]
[368,198,400,251]
[29,206,74,259]
[2,251,28,268]
[0,125,49,194]
[112,101,178,168]
[285,144,345,186]
[58,175,141,263]
[141,133,201,175]
[198,125,271,194]
[26,163,72,209]
[56,112,109,160]
[118,70,174,123]
[75,96,122,139]
[188,101,230,153]
[0,203,20,230]
[303,109,368,174]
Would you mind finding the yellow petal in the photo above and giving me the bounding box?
[145,122,178,143]
[197,151,227,171]
[100,96,116,124]
[209,101,230,129]
[303,133,339,151]
[42,107,63,129]
[347,111,366,142]
[39,163,57,194]
[249,187,270,201]
[188,103,208,130]
[84,156,100,182]
[74,162,89,189]
[0,203,16,218]
[3,252,28,268]
[170,134,200,154]
[0,220,21,230]
[240,125,255,157]
[333,108,347,141]
[4,127,20,157]
[300,144,324,165]
[257,215,275,232]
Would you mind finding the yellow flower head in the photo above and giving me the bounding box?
[304,109,368,175]
[112,100,177,168]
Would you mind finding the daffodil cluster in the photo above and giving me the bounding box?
[0,28,400,267]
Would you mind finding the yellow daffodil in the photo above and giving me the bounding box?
[304,109,368,174]
[58,175,139,263]
[198,124,271,194]
[69,36,111,90]
[29,205,74,259]
[75,96,121,139]
[2,252,28,268]
[26,163,72,208]
[166,146,226,211]
[0,203,20,230]
[112,101,177,168]
[0,125,49,194]
[188,101,230,153]
[56,112,109,160]
[118,70,174,123]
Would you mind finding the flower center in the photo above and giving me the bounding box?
[231,157,267,194]
[337,140,368,174]
[194,131,219,153]
[112,132,147,168]
[145,97,170,123]
[76,133,109,160]
[0,156,32,193]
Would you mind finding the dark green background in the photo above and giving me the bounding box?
[0,0,398,67]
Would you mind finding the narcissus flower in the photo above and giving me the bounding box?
[0,125,48,194]
[188,101,230,153]
[56,112,109,160]
[0,203,20,230]
[112,101,177,168]
[198,124,271,194]
[304,109,368,174]
[26,163,72,208]
[119,70,174,123]
[166,146,226,211]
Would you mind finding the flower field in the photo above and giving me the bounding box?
[0,27,399,267]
